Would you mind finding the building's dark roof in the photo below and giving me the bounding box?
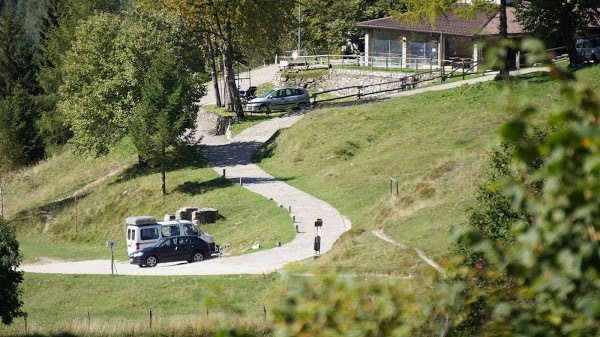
[357,7,525,37]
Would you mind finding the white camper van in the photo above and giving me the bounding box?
[126,216,215,254]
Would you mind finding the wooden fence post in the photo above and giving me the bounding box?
[263,305,267,324]
[390,178,399,196]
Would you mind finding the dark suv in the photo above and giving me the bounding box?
[245,87,310,113]
[129,235,211,268]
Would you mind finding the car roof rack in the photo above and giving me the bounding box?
[126,216,157,226]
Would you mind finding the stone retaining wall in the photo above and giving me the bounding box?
[198,110,235,136]
[275,69,440,97]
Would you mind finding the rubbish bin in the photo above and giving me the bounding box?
[314,235,321,252]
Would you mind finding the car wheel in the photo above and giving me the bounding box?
[592,54,598,62]
[145,255,158,267]
[191,251,205,263]
[297,102,308,110]
[259,104,270,113]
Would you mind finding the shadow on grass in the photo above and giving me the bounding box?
[112,144,209,185]
[252,130,281,163]
[173,176,233,195]
[511,71,552,84]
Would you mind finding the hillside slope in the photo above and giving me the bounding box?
[257,67,600,275]
[5,140,294,262]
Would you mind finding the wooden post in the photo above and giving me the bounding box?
[390,178,399,196]
[222,169,226,178]
[263,305,267,324]
[24,314,27,335]
[110,246,114,275]
[288,206,292,213]
[149,310,152,329]
[239,177,242,185]
[75,193,78,233]
[0,183,4,218]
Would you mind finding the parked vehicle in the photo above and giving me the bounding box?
[245,87,310,113]
[125,216,215,254]
[576,38,600,62]
[129,235,211,267]
[239,86,257,104]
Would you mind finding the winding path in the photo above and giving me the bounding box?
[20,66,549,276]
[21,65,352,275]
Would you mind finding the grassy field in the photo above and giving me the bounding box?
[256,67,599,275]
[0,273,281,336]
[4,65,600,335]
[5,139,294,263]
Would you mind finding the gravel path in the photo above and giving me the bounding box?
[20,67,547,276]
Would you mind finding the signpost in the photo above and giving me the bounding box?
[106,240,117,275]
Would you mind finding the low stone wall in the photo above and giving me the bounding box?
[274,71,328,91]
[198,110,235,136]
[275,68,440,97]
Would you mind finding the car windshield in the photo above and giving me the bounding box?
[257,89,275,98]
[151,238,168,248]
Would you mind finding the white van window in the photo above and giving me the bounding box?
[183,224,198,236]
[161,225,180,237]
[140,228,159,240]
[127,228,135,240]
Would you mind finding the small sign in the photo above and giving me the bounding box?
[315,218,323,227]
[106,240,117,247]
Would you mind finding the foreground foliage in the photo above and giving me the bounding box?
[0,218,24,325]
[248,43,600,337]
[442,52,600,335]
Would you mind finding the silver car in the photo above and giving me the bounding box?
[245,87,310,113]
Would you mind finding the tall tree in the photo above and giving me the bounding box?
[0,217,24,325]
[131,49,200,195]
[0,86,43,166]
[155,0,295,117]
[0,0,44,164]
[515,0,600,66]
[58,12,125,155]
[0,0,39,99]
[36,0,125,147]
[58,6,204,194]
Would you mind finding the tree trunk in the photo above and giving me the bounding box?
[559,7,580,66]
[205,32,222,107]
[160,144,166,196]
[222,22,244,118]
[0,183,4,218]
[499,0,509,81]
